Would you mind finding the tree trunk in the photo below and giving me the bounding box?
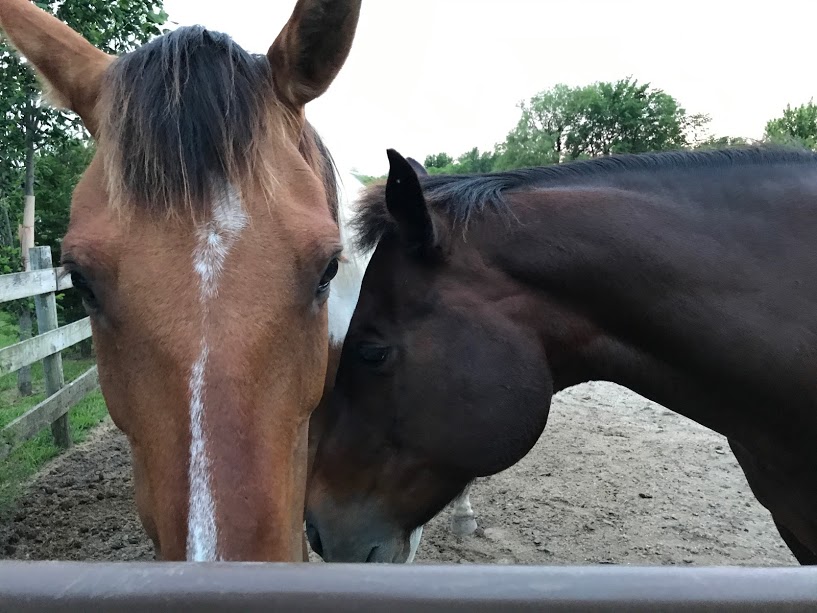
[17,104,36,397]
[0,199,13,247]
[16,308,32,396]
[21,107,35,269]
[77,339,94,359]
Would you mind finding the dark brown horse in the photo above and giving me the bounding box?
[305,146,817,564]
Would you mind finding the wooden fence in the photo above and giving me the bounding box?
[0,245,99,461]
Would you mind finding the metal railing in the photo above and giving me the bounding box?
[0,562,814,611]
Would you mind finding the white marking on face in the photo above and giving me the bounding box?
[328,172,372,345]
[327,255,369,345]
[186,186,248,562]
[186,341,216,561]
[193,190,250,301]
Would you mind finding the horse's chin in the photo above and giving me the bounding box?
[305,510,424,563]
[366,543,406,563]
[366,525,424,563]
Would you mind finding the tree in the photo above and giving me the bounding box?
[34,139,95,263]
[35,139,96,354]
[569,78,709,158]
[1,0,168,393]
[1,0,169,225]
[1,0,169,209]
[423,153,454,169]
[694,135,752,150]
[451,148,497,174]
[495,83,575,169]
[496,78,710,168]
[351,171,385,186]
[420,148,497,176]
[764,99,817,150]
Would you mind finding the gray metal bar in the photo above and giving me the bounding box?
[0,562,815,612]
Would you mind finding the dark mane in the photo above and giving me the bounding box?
[99,26,277,216]
[353,146,817,252]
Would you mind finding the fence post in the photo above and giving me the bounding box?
[30,246,71,450]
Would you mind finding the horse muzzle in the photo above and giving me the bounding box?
[304,506,422,563]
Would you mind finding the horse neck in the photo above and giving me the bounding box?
[477,178,815,438]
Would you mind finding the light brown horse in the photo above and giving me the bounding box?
[0,0,361,562]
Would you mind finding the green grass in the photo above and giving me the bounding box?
[0,310,18,348]
[0,311,109,515]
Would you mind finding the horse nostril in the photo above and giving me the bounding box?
[305,521,323,558]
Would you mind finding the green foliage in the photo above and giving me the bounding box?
[0,3,164,505]
[33,139,95,259]
[0,245,21,276]
[0,1,167,329]
[421,74,817,182]
[423,152,454,169]
[0,141,95,323]
[355,173,384,186]
[694,135,753,150]
[495,83,574,169]
[494,77,710,169]
[454,148,497,173]
[764,99,817,150]
[35,140,96,325]
[425,147,497,176]
[47,1,169,54]
[0,310,17,348]
[0,0,168,245]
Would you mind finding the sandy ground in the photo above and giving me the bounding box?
[0,381,797,566]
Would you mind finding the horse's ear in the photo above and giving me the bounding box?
[268,0,361,109]
[406,157,429,177]
[0,0,113,135]
[385,149,439,256]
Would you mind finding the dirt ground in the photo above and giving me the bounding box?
[0,381,797,566]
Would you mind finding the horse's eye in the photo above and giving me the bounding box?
[318,257,339,294]
[70,271,99,313]
[357,343,390,366]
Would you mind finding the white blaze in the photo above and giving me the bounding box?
[328,170,372,345]
[186,187,247,562]
[186,342,214,561]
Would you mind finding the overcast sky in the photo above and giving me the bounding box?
[162,0,816,176]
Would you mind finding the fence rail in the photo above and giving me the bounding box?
[0,366,99,461]
[0,318,91,376]
[0,266,73,303]
[0,563,814,612]
[0,245,98,459]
